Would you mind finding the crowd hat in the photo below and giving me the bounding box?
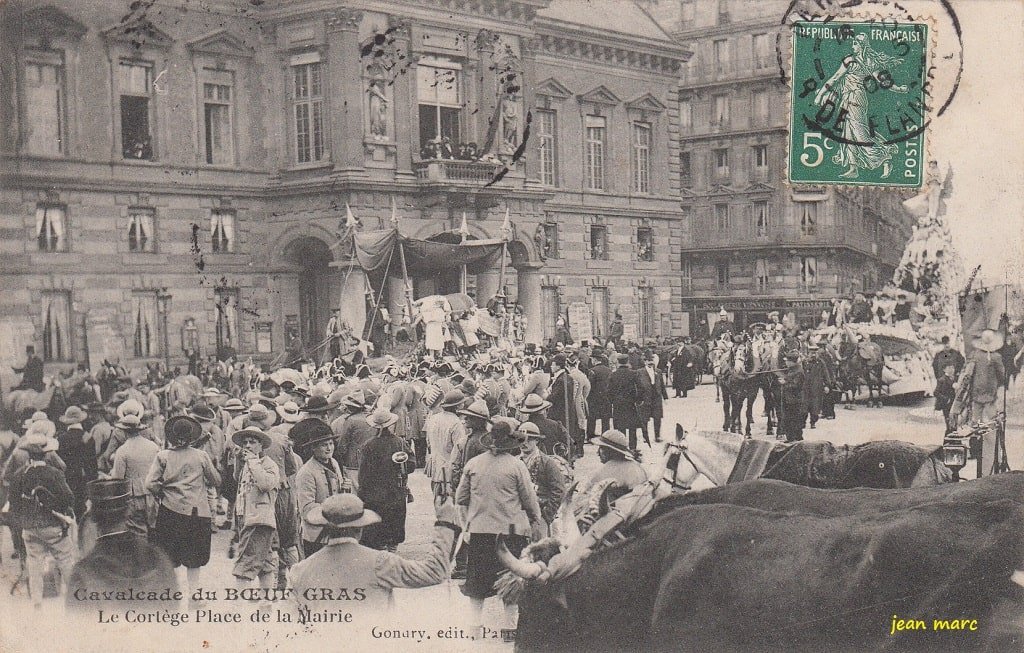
[59,406,87,425]
[117,399,145,419]
[290,418,335,451]
[115,414,144,432]
[232,427,272,449]
[343,389,367,410]
[516,421,544,440]
[276,401,303,423]
[441,389,467,410]
[24,418,56,438]
[492,415,521,433]
[482,421,522,452]
[302,395,338,415]
[20,431,59,456]
[202,387,225,399]
[422,385,445,410]
[222,398,247,413]
[245,404,277,430]
[974,329,1004,353]
[188,404,217,423]
[367,408,399,432]
[86,479,131,514]
[616,353,630,365]
[458,399,491,422]
[518,394,551,414]
[591,429,635,460]
[307,494,380,529]
[164,415,202,447]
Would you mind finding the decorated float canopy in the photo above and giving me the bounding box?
[345,229,506,278]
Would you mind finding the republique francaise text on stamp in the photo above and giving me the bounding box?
[788,21,929,187]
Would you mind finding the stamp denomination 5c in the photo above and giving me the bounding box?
[789,21,929,187]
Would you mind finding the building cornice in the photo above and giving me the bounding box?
[671,17,780,41]
[533,21,689,75]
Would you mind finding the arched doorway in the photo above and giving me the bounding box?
[282,236,335,355]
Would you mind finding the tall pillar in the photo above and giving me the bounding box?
[475,269,501,307]
[517,265,542,345]
[388,16,414,178]
[326,9,365,173]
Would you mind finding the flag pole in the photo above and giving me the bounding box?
[459,212,469,294]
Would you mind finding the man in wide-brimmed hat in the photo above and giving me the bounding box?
[289,494,461,612]
[518,393,566,457]
[98,409,155,475]
[230,427,280,604]
[967,329,1006,474]
[335,390,375,494]
[423,389,468,500]
[66,479,178,613]
[292,418,350,557]
[455,419,544,635]
[582,429,647,494]
[357,409,410,552]
[457,399,492,476]
[8,428,77,607]
[517,422,566,530]
[109,410,161,537]
[56,406,96,526]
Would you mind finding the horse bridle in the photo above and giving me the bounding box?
[662,440,698,492]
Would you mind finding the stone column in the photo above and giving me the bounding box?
[475,29,499,146]
[326,9,365,173]
[517,264,543,345]
[475,269,501,307]
[388,16,414,178]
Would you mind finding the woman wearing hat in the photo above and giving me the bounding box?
[293,419,351,556]
[230,427,280,602]
[357,409,410,552]
[455,421,544,634]
[145,415,221,606]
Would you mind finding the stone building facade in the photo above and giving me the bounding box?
[0,0,688,379]
[647,0,914,335]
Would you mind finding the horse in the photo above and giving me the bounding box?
[838,338,886,407]
[751,337,781,436]
[708,345,733,423]
[724,341,760,437]
[664,425,952,490]
[4,383,59,418]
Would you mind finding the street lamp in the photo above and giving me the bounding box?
[156,289,172,371]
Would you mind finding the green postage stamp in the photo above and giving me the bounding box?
[788,21,929,187]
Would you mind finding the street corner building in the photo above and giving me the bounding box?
[0,0,914,380]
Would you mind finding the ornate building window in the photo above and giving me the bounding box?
[754,258,770,293]
[753,200,770,237]
[713,148,730,179]
[128,209,155,252]
[679,99,693,131]
[536,109,558,186]
[417,57,461,153]
[291,55,326,164]
[211,210,235,252]
[632,122,651,193]
[589,224,609,260]
[591,286,609,338]
[23,51,65,156]
[753,144,769,177]
[753,33,771,69]
[542,222,558,259]
[584,115,606,190]
[637,227,654,262]
[638,286,655,338]
[36,205,66,252]
[712,95,730,127]
[41,291,72,362]
[203,77,234,165]
[679,152,692,186]
[801,256,818,291]
[119,61,153,160]
[800,202,818,235]
[715,203,730,231]
[132,291,160,358]
[713,38,730,73]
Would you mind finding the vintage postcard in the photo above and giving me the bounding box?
[0,0,1021,652]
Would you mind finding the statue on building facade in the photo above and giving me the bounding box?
[367,77,389,140]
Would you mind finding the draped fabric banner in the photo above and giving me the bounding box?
[350,229,505,277]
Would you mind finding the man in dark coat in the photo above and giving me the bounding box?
[778,352,808,442]
[12,345,44,392]
[546,354,579,456]
[803,345,833,429]
[586,353,613,439]
[357,410,409,552]
[608,313,624,346]
[607,354,642,450]
[66,479,179,613]
[520,394,568,457]
[636,353,668,444]
[670,341,693,397]
[933,364,957,434]
[931,336,965,379]
[56,407,98,524]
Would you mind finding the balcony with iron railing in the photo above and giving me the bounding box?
[683,56,777,85]
[680,223,905,261]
